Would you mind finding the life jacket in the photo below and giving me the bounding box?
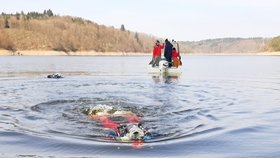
[94,113,140,130]
[172,57,180,68]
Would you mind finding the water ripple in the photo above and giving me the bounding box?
[17,97,222,144]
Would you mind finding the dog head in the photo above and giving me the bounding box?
[118,123,145,140]
[127,124,145,140]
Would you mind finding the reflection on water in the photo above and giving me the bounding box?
[151,75,180,84]
[0,56,280,157]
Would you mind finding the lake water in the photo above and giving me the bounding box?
[0,55,280,158]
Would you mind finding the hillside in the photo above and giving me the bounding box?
[179,38,269,54]
[0,10,279,55]
[267,36,280,51]
[0,11,156,54]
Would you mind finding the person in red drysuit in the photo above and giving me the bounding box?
[149,40,164,67]
[172,47,181,68]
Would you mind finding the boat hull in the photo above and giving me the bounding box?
[147,65,182,75]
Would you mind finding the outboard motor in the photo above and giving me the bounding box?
[159,60,168,73]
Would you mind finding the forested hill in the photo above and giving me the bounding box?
[0,10,279,54]
[267,36,280,52]
[0,10,156,53]
[179,38,270,54]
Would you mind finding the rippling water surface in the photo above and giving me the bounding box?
[0,56,280,158]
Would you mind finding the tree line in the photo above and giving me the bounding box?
[0,10,156,53]
[1,9,54,21]
[268,36,280,51]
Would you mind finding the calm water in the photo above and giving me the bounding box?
[0,55,280,158]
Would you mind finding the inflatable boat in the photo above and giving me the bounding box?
[148,60,182,75]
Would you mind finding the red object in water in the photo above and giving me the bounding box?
[132,140,144,149]
[90,113,140,131]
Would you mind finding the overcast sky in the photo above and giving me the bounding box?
[1,0,280,41]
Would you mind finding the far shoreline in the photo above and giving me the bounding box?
[0,50,280,56]
[0,50,151,56]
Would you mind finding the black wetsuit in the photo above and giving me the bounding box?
[164,41,173,67]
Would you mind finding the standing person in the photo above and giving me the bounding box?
[149,40,164,67]
[172,47,180,68]
[171,39,177,48]
[164,39,173,67]
[172,39,182,66]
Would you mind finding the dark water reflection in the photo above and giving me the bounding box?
[0,56,280,157]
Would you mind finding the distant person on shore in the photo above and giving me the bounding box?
[164,39,173,67]
[149,40,164,67]
[172,47,181,68]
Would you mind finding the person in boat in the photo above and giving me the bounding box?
[164,39,173,67]
[149,40,164,67]
[171,39,183,66]
[172,47,181,68]
[172,39,177,48]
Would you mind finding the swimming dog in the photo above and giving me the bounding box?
[47,73,63,79]
[83,104,150,142]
